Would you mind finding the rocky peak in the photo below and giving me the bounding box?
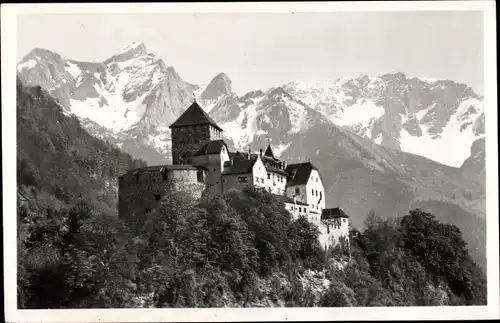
[200,72,234,101]
[240,90,265,102]
[104,42,148,64]
[165,66,181,81]
[268,86,293,100]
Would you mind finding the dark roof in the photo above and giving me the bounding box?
[222,157,258,175]
[321,207,349,220]
[194,140,227,156]
[169,100,223,131]
[265,165,288,176]
[286,162,319,186]
[264,144,277,160]
[273,194,308,206]
[124,164,199,175]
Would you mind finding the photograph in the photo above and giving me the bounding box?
[2,1,499,322]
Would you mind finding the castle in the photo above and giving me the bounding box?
[118,100,349,249]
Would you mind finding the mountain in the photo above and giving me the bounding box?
[277,120,485,268]
[283,73,485,168]
[16,77,146,213]
[17,44,486,268]
[17,42,200,165]
[17,44,485,168]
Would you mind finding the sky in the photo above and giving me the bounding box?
[17,11,484,96]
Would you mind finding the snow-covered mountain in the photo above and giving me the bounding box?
[16,43,486,269]
[283,73,485,167]
[17,43,485,169]
[17,42,201,164]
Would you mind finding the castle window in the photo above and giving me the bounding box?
[320,191,322,199]
[238,176,248,183]
[267,173,271,180]
[155,194,161,201]
[197,171,204,182]
[343,218,346,223]
[327,224,330,234]
[161,169,168,181]
[295,187,300,195]
[311,189,314,195]
[145,208,151,213]
[299,207,302,213]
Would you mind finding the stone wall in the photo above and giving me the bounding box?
[118,166,205,226]
[171,125,211,165]
[222,172,255,195]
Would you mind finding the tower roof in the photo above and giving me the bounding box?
[169,100,223,131]
[264,143,277,160]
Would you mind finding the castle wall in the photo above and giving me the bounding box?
[118,168,205,226]
[191,148,229,196]
[322,217,350,247]
[284,202,310,219]
[171,125,211,165]
[222,172,254,194]
[265,170,287,195]
[287,184,307,205]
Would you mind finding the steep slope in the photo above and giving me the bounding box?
[17,42,199,165]
[283,73,485,167]
[16,78,147,213]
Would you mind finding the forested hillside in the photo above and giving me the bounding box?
[16,80,486,308]
[17,78,147,214]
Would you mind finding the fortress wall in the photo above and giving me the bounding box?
[118,168,205,226]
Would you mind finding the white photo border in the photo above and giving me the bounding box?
[2,1,498,322]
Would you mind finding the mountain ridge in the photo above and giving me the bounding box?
[16,44,486,270]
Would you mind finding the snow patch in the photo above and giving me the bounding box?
[332,98,385,128]
[65,61,82,79]
[17,59,38,71]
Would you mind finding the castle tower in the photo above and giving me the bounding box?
[169,100,223,164]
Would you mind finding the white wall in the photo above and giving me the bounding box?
[305,169,326,217]
[265,169,287,195]
[323,217,350,247]
[252,158,268,190]
[286,184,307,203]
[284,201,309,219]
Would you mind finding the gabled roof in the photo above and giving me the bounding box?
[169,100,223,131]
[194,140,227,156]
[321,207,349,220]
[222,157,258,175]
[265,165,288,176]
[286,162,319,186]
[264,144,277,160]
